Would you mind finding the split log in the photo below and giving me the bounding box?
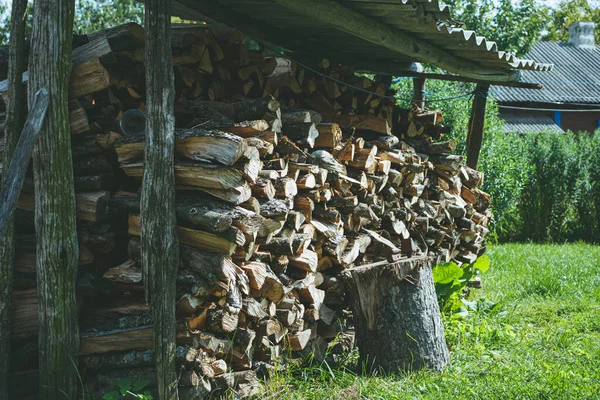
[129,214,237,255]
[284,123,319,148]
[314,123,342,149]
[199,96,280,122]
[122,162,246,191]
[115,128,248,166]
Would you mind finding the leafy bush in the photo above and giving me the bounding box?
[432,255,493,315]
[102,378,153,400]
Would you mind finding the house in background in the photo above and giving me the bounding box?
[493,22,600,134]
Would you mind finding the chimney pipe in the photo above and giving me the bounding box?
[568,22,596,49]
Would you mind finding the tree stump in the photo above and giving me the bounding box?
[344,257,449,373]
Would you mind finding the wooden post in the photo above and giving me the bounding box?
[412,77,426,108]
[0,89,49,238]
[466,83,490,169]
[343,258,449,373]
[28,0,79,398]
[0,0,28,396]
[143,0,179,399]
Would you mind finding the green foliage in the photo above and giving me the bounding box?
[442,0,550,56]
[0,2,34,47]
[432,255,492,314]
[0,0,143,45]
[516,131,600,243]
[102,379,152,400]
[0,4,7,46]
[545,0,600,43]
[262,244,600,399]
[74,0,143,35]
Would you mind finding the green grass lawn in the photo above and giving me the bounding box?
[262,243,600,399]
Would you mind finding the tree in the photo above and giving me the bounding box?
[29,0,80,398]
[442,0,550,56]
[544,0,600,43]
[74,0,143,34]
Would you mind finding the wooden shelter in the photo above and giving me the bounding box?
[171,0,552,169]
[0,0,553,399]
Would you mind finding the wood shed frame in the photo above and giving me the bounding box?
[172,0,552,168]
[0,0,552,398]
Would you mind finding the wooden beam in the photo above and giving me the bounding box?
[0,0,28,396]
[0,89,49,239]
[393,71,543,89]
[466,83,490,170]
[143,0,179,399]
[269,0,521,83]
[412,77,426,107]
[29,0,80,398]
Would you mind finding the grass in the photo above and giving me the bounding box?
[261,243,600,399]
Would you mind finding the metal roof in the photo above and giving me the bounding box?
[173,0,552,84]
[494,42,600,104]
[500,110,564,134]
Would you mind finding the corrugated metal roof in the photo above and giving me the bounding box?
[174,0,552,83]
[500,110,565,134]
[494,42,600,104]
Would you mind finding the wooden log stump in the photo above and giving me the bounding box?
[343,257,449,373]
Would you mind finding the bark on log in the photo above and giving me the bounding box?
[344,258,449,373]
[28,0,80,398]
[143,0,179,398]
[115,128,248,166]
[0,1,28,395]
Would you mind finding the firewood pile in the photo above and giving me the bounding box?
[0,23,491,399]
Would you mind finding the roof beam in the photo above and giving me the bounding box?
[270,0,522,83]
[392,71,543,89]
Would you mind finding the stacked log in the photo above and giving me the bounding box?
[0,22,490,399]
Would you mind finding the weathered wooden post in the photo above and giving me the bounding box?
[143,0,179,398]
[0,0,28,396]
[28,0,80,398]
[412,77,426,107]
[344,258,449,373]
[466,83,490,169]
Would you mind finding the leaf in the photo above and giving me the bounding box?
[473,255,491,272]
[434,282,453,297]
[132,380,151,391]
[454,306,469,317]
[143,391,154,400]
[102,391,120,400]
[432,262,463,284]
[118,378,132,395]
[461,298,478,311]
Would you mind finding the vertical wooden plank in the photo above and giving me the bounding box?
[0,0,28,397]
[412,77,426,108]
[466,83,490,170]
[28,0,79,398]
[143,0,179,399]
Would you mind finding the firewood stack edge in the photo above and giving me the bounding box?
[0,22,491,399]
